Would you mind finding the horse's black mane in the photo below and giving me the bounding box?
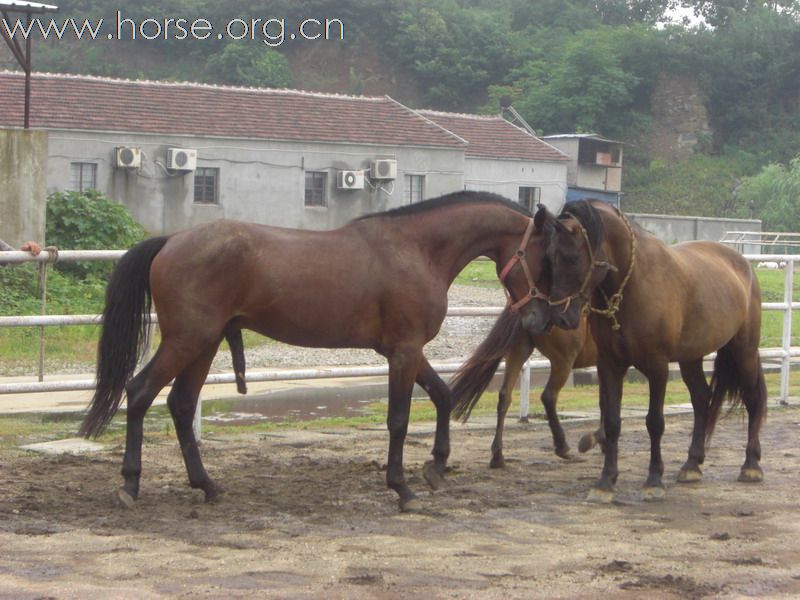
[559,199,605,250]
[356,191,531,221]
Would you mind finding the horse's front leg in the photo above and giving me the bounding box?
[386,347,424,512]
[641,362,668,501]
[415,356,451,490]
[587,361,626,503]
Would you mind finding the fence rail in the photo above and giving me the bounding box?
[0,250,796,424]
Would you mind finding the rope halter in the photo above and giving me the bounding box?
[549,209,636,331]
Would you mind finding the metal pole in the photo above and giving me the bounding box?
[781,259,794,402]
[24,12,31,129]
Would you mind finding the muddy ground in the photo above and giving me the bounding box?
[0,406,799,599]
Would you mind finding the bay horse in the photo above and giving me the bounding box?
[451,316,598,465]
[531,199,767,502]
[79,191,551,512]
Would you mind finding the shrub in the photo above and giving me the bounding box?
[45,190,147,278]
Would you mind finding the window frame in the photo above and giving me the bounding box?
[403,173,425,204]
[194,167,220,205]
[304,170,328,208]
[69,162,98,192]
[518,186,541,213]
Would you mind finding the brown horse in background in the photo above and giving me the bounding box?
[79,191,552,512]
[452,316,598,466]
[533,199,766,502]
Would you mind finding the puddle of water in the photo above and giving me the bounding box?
[201,383,418,426]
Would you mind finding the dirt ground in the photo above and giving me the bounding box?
[0,405,799,599]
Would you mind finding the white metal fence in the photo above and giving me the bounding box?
[0,250,797,423]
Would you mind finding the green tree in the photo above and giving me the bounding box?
[204,43,292,88]
[738,157,800,231]
[504,26,663,139]
[680,0,800,28]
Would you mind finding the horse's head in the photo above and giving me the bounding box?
[533,201,614,331]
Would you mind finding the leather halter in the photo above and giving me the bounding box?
[498,218,549,313]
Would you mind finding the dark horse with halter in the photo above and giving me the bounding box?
[451,199,766,503]
[79,191,550,511]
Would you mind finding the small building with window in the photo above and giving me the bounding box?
[419,110,568,213]
[543,134,624,207]
[0,71,571,234]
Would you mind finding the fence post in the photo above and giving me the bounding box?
[37,262,48,382]
[518,360,531,422]
[193,396,202,443]
[781,259,794,402]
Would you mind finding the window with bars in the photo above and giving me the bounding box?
[69,162,97,192]
[304,171,327,207]
[518,186,541,213]
[404,174,425,204]
[194,167,219,204]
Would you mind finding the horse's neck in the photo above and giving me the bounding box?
[419,208,528,283]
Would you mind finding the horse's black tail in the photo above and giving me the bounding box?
[706,344,767,442]
[79,236,169,438]
[450,308,522,423]
[224,325,247,394]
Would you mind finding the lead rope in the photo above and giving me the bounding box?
[587,210,636,331]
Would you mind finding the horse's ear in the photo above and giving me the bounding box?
[533,204,548,231]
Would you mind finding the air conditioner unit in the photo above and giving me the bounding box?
[166,147,197,171]
[337,170,365,190]
[115,147,141,169]
[370,158,397,180]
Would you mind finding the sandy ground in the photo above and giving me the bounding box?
[0,405,799,599]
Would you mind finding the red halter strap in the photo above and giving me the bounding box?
[498,218,548,313]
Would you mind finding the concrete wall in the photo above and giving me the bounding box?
[0,128,47,246]
[628,212,762,253]
[463,158,567,213]
[44,130,467,234]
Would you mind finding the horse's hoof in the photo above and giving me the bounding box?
[677,467,703,483]
[115,488,136,509]
[203,483,223,503]
[422,461,446,491]
[738,467,763,483]
[399,496,422,513]
[555,447,573,460]
[587,487,614,504]
[642,486,666,502]
[578,433,596,454]
[489,456,505,469]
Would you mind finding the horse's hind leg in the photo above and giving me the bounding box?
[119,346,187,506]
[734,348,767,483]
[541,355,575,460]
[416,356,451,490]
[167,344,221,501]
[491,334,534,468]
[677,359,710,483]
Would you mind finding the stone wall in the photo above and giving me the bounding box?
[649,72,712,161]
[0,129,47,247]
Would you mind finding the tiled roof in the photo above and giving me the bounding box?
[0,71,466,149]
[418,109,568,162]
